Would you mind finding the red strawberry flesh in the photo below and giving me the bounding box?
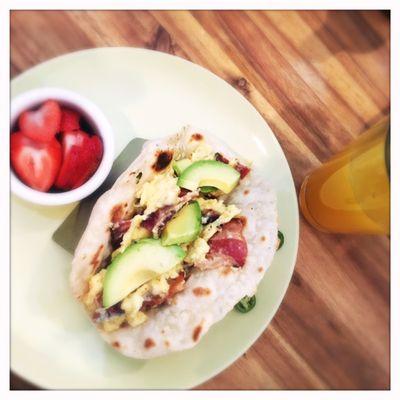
[19,100,61,142]
[60,108,81,132]
[55,130,103,190]
[11,132,62,192]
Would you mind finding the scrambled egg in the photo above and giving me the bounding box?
[202,204,241,241]
[190,143,215,161]
[150,265,180,295]
[84,270,126,332]
[197,198,229,214]
[112,214,151,258]
[99,265,183,330]
[184,237,210,265]
[102,315,126,332]
[197,198,241,241]
[137,171,180,215]
[121,284,148,327]
[83,269,106,311]
[183,199,241,265]
[85,248,184,331]
[84,139,245,331]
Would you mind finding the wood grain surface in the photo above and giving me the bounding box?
[10,10,390,390]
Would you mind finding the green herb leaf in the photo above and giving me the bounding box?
[234,295,256,313]
[277,230,284,250]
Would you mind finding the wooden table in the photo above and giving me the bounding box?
[10,10,390,390]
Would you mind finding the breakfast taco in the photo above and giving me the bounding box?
[71,126,278,358]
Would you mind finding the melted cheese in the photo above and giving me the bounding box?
[137,171,180,215]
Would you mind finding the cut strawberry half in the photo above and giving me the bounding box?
[11,132,62,192]
[19,100,62,142]
[60,107,81,132]
[55,130,103,190]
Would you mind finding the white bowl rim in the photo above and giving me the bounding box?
[10,87,115,206]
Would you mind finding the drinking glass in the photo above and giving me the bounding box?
[299,117,390,234]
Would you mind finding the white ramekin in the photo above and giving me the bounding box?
[11,87,114,206]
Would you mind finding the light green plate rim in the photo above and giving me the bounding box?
[11,48,299,389]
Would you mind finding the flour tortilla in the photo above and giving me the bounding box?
[71,126,278,358]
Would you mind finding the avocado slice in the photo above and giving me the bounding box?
[200,186,217,193]
[173,159,192,175]
[102,239,185,308]
[174,160,217,193]
[161,201,201,246]
[173,160,226,192]
[177,160,240,193]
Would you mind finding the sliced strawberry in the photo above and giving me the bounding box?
[19,100,61,142]
[60,107,81,132]
[55,130,103,190]
[72,134,103,188]
[11,132,62,192]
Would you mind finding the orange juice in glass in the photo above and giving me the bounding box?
[299,117,390,234]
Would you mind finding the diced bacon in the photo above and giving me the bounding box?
[111,219,132,249]
[202,218,248,269]
[167,272,186,298]
[208,239,247,266]
[141,272,186,311]
[179,188,190,197]
[235,162,250,179]
[141,295,165,310]
[93,301,124,322]
[216,153,250,179]
[141,205,175,232]
[215,152,229,164]
[210,218,246,241]
[201,209,220,224]
[178,190,199,204]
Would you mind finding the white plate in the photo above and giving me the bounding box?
[11,48,299,389]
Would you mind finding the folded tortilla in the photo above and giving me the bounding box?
[71,126,278,358]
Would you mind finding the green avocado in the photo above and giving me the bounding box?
[173,159,192,175]
[161,201,202,246]
[177,160,240,193]
[173,159,217,193]
[102,239,185,308]
[199,186,217,193]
